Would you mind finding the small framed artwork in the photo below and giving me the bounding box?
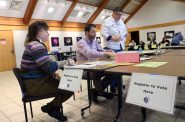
[164,31,175,38]
[147,32,156,41]
[64,37,73,46]
[96,37,101,44]
[51,37,59,47]
[76,37,82,42]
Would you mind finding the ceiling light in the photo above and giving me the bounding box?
[0,0,7,8]
[101,16,106,20]
[77,11,84,18]
[47,7,54,13]
[61,2,67,6]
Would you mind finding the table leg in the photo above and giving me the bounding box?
[81,71,92,118]
[114,75,123,122]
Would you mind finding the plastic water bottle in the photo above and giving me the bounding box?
[139,47,142,54]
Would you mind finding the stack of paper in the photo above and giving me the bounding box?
[140,57,152,61]
[64,61,114,69]
[115,52,140,63]
[64,64,96,69]
[106,62,134,67]
[134,62,168,68]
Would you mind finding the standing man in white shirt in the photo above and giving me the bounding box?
[101,7,128,52]
[101,7,128,92]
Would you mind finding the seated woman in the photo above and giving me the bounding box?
[20,21,74,121]
[128,40,136,51]
[159,37,170,46]
[140,41,145,50]
[148,38,158,50]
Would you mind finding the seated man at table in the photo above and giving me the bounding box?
[76,24,116,103]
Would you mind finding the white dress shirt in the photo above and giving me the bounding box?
[101,16,128,50]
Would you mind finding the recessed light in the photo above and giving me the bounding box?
[47,7,54,13]
[77,11,84,18]
[101,16,106,20]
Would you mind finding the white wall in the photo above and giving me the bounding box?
[127,0,185,28]
[13,30,104,67]
[139,24,185,44]
[13,30,27,68]
[126,0,185,44]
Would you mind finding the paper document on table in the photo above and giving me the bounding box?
[140,50,156,54]
[106,62,134,67]
[64,61,114,69]
[134,62,168,68]
[140,57,152,61]
[64,64,96,69]
[84,61,114,65]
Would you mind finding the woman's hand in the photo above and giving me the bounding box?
[53,73,61,80]
[67,59,76,65]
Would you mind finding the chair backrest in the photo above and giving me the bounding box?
[13,68,26,93]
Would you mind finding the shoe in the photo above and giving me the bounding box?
[41,103,67,121]
[91,89,99,103]
[110,86,116,93]
[49,108,67,121]
[98,92,114,100]
[41,103,53,113]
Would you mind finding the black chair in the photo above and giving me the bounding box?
[13,68,73,122]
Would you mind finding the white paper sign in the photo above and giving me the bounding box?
[58,68,83,92]
[126,73,177,114]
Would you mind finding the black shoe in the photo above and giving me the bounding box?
[49,108,67,122]
[110,86,116,93]
[91,89,99,103]
[98,92,114,100]
[41,103,53,113]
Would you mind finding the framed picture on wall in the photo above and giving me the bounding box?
[147,32,156,41]
[64,37,73,46]
[76,37,82,42]
[164,31,175,38]
[51,37,59,47]
[96,37,101,44]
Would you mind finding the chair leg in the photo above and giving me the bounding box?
[80,84,82,92]
[73,94,75,100]
[179,79,182,85]
[30,102,33,118]
[60,104,64,115]
[23,102,28,122]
